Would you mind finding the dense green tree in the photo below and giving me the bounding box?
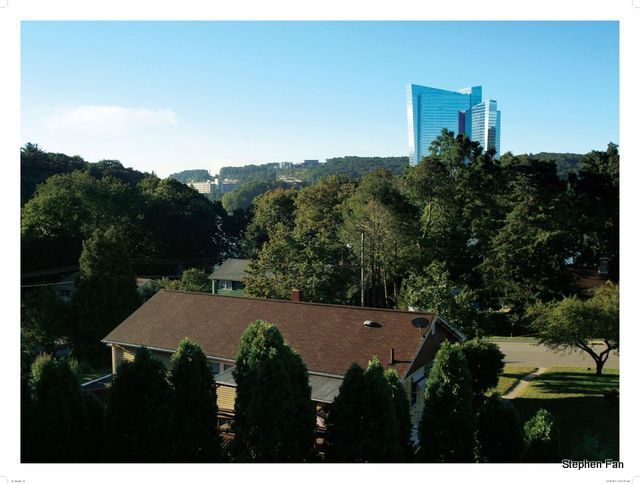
[529,282,618,375]
[232,320,315,462]
[244,176,358,304]
[242,188,298,255]
[385,369,414,461]
[21,142,87,205]
[459,339,505,405]
[418,341,475,462]
[303,156,408,183]
[21,287,70,354]
[72,227,141,358]
[26,355,85,462]
[325,360,409,463]
[21,171,137,272]
[137,177,229,267]
[325,363,367,462]
[570,143,619,277]
[522,409,561,462]
[166,339,221,462]
[105,347,172,462]
[479,156,574,311]
[221,179,289,214]
[475,393,523,462]
[404,261,485,337]
[359,358,401,462]
[159,268,210,293]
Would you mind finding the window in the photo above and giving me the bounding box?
[219,280,233,290]
[210,362,220,375]
[411,379,419,405]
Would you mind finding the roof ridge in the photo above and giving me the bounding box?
[157,289,435,316]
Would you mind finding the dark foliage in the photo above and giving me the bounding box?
[104,347,172,462]
[232,320,315,462]
[166,339,221,462]
[475,393,523,462]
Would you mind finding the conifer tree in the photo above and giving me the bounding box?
[325,363,367,462]
[232,320,315,462]
[418,341,475,462]
[73,226,141,358]
[104,347,171,462]
[385,369,414,461]
[27,356,85,462]
[166,338,221,462]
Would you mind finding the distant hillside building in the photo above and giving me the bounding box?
[220,178,240,194]
[188,180,215,195]
[407,84,501,165]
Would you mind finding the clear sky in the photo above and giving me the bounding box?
[21,21,619,177]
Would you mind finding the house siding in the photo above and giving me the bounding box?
[217,385,236,413]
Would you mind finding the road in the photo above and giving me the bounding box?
[496,341,619,369]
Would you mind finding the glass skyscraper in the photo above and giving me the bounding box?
[407,84,501,165]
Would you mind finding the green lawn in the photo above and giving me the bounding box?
[494,366,537,395]
[511,367,619,460]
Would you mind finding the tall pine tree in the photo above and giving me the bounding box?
[231,320,315,462]
[73,226,140,358]
[166,339,221,462]
[418,341,475,462]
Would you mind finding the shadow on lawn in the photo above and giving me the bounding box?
[512,396,619,461]
[531,372,619,397]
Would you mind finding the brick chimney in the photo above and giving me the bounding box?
[291,289,302,302]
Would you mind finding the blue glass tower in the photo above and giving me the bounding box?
[407,84,500,165]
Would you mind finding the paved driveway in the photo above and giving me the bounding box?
[496,341,619,369]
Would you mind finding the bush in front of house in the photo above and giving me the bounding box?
[459,339,505,406]
[522,408,561,462]
[475,393,523,462]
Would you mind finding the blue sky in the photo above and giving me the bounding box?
[21,21,619,177]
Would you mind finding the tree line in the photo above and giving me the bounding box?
[22,321,562,463]
[241,130,618,337]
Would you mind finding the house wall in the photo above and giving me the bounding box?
[110,344,231,375]
[217,385,236,413]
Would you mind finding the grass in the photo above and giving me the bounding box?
[511,367,619,460]
[493,366,537,396]
[77,361,112,383]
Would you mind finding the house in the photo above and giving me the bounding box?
[208,258,249,296]
[101,289,465,439]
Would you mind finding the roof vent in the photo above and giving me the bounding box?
[363,320,381,328]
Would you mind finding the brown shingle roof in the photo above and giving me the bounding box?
[102,289,440,377]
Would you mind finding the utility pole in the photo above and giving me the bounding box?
[360,231,365,307]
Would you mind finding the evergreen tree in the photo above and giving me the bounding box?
[325,363,367,462]
[522,409,561,462]
[27,356,85,462]
[418,341,475,462]
[360,358,401,462]
[232,320,315,462]
[166,339,221,462]
[385,369,414,461]
[73,226,141,358]
[104,347,171,462]
[475,393,523,462]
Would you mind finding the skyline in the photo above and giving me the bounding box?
[21,21,619,177]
